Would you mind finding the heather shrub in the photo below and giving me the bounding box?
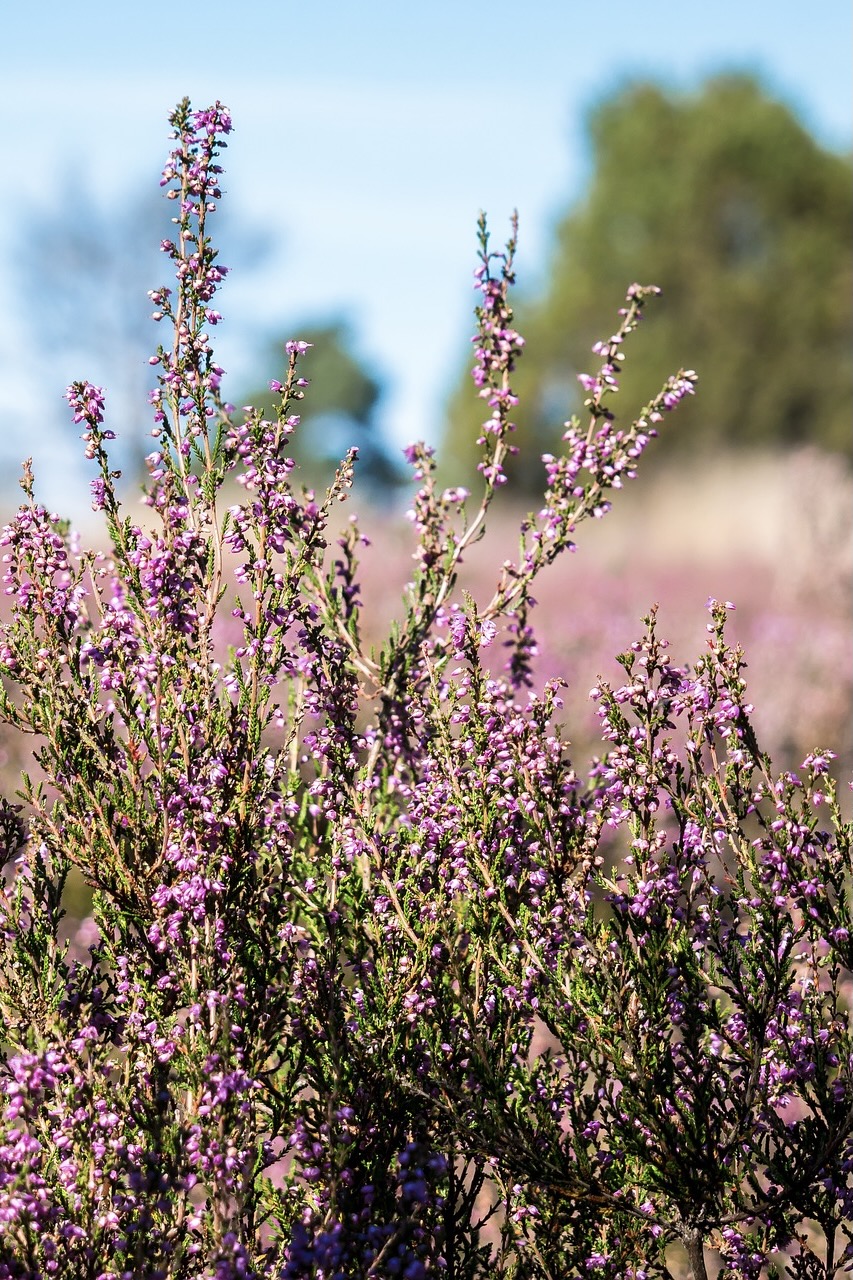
[0,99,850,1280]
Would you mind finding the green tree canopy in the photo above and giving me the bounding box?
[443,74,853,493]
[237,321,403,493]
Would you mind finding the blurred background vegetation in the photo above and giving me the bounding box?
[443,74,852,492]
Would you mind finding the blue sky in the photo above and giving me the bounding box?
[2,0,851,513]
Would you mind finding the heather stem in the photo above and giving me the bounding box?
[682,1229,708,1280]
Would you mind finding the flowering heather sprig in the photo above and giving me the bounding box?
[476,291,696,688]
[471,210,524,490]
[148,98,233,522]
[0,98,849,1280]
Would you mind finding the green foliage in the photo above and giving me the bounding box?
[443,74,853,492]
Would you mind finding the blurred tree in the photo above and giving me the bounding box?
[443,74,853,493]
[236,321,404,493]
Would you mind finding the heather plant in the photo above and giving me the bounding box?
[0,99,850,1280]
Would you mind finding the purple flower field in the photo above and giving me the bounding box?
[345,484,852,790]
